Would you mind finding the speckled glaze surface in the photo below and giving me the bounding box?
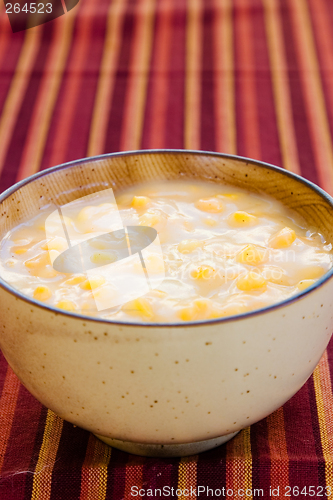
[0,150,333,456]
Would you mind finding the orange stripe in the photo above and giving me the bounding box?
[235,0,261,160]
[213,0,236,154]
[87,0,127,156]
[308,0,333,74]
[80,435,112,500]
[313,351,333,500]
[0,366,21,473]
[308,0,333,184]
[266,408,289,500]
[262,0,300,174]
[184,0,202,150]
[17,15,76,180]
[177,455,198,500]
[145,0,173,149]
[226,428,252,500]
[124,456,145,500]
[288,0,333,194]
[0,28,42,176]
[120,0,156,151]
[48,0,93,168]
[31,410,64,500]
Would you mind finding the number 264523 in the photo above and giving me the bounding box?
[5,3,53,14]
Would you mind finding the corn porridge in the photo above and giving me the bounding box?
[0,180,332,323]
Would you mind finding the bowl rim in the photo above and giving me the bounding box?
[0,148,333,329]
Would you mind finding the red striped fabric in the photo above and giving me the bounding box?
[1,0,333,498]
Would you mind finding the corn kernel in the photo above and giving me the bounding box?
[125,298,154,319]
[33,285,52,301]
[183,220,194,232]
[116,194,134,206]
[139,211,162,228]
[41,237,67,252]
[195,197,224,213]
[77,206,95,224]
[262,266,290,285]
[81,301,96,314]
[93,285,116,300]
[236,271,266,291]
[62,216,74,228]
[64,275,86,285]
[80,276,106,290]
[193,298,211,317]
[56,300,77,311]
[203,218,218,227]
[179,306,194,321]
[299,265,326,280]
[237,244,267,265]
[151,289,167,298]
[88,238,108,250]
[178,239,203,254]
[25,252,50,270]
[297,279,316,291]
[217,193,240,201]
[13,238,31,246]
[228,211,258,226]
[12,247,27,255]
[99,203,115,209]
[90,251,117,265]
[269,227,296,248]
[145,254,165,273]
[38,267,58,278]
[215,302,250,318]
[191,265,215,280]
[179,298,212,321]
[131,196,151,209]
[49,250,60,264]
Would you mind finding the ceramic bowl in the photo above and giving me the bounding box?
[0,150,333,457]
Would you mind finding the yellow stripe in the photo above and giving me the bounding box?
[31,410,64,500]
[184,0,202,150]
[0,367,21,473]
[288,0,333,193]
[313,352,333,500]
[227,429,252,499]
[262,0,300,174]
[97,440,111,500]
[0,28,41,176]
[213,0,236,154]
[81,436,112,500]
[177,455,198,499]
[17,15,76,180]
[120,0,156,151]
[243,427,252,498]
[88,0,127,156]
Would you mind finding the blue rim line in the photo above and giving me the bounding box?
[0,149,333,328]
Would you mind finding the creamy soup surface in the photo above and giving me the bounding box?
[0,180,332,322]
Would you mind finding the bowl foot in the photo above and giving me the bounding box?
[94,431,239,457]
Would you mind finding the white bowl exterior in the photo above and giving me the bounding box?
[0,275,332,445]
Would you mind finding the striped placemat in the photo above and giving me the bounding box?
[1,0,333,498]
